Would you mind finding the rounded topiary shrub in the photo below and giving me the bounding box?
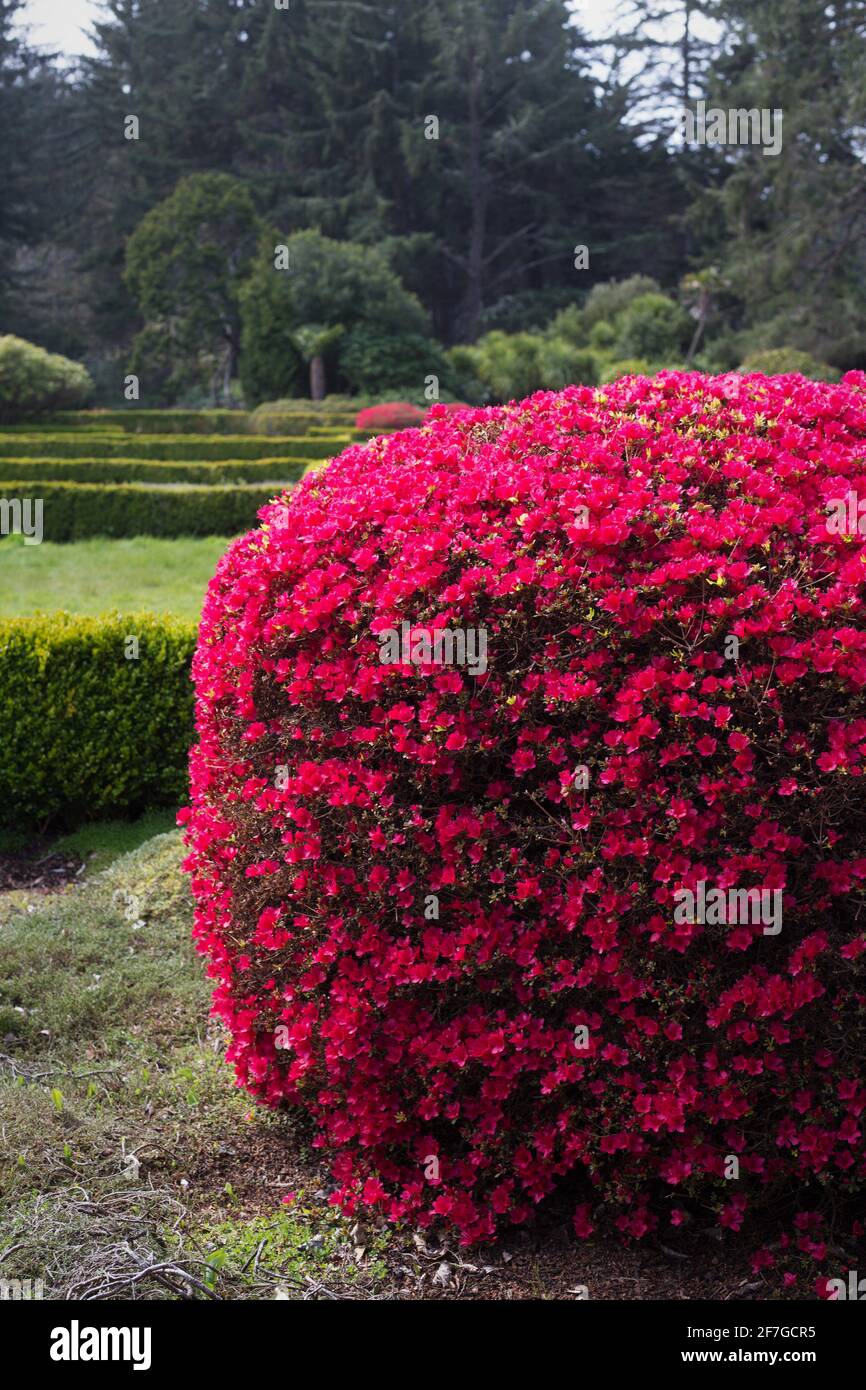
[183,371,866,1259]
[0,335,93,423]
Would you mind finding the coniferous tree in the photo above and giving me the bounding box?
[689,0,866,366]
[0,0,60,314]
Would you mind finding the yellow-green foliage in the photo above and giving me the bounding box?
[0,614,196,829]
[599,357,655,383]
[0,337,93,424]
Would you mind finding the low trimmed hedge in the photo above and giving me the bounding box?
[0,457,309,485]
[255,416,356,436]
[249,412,357,436]
[0,422,120,435]
[0,479,289,540]
[0,434,347,461]
[308,423,365,437]
[248,400,358,434]
[53,408,360,435]
[53,410,252,433]
[0,613,195,829]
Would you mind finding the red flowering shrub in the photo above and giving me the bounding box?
[424,401,472,422]
[184,370,866,1252]
[355,402,425,431]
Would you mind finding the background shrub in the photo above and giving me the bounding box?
[237,268,306,406]
[599,357,655,383]
[445,345,489,405]
[339,324,452,397]
[185,369,866,1250]
[449,331,599,402]
[239,230,429,404]
[447,304,672,403]
[247,398,358,435]
[0,336,93,423]
[537,340,603,389]
[550,276,660,345]
[0,613,195,829]
[465,331,546,401]
[737,348,840,382]
[355,403,425,431]
[612,292,692,361]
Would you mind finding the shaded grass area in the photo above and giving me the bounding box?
[0,833,394,1300]
[53,809,179,877]
[0,534,227,621]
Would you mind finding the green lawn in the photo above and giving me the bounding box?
[0,534,228,621]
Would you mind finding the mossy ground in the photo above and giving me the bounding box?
[0,832,394,1300]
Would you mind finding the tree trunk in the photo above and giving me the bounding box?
[222,343,234,405]
[685,286,710,365]
[310,354,326,401]
[682,0,692,108]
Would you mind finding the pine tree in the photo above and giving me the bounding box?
[691,0,866,365]
[238,0,620,342]
[0,0,55,312]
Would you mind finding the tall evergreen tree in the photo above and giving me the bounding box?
[6,0,721,378]
[238,0,683,341]
[69,0,254,347]
[690,0,866,366]
[0,0,58,315]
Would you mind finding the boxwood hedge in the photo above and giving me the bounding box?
[0,479,288,539]
[0,434,347,461]
[0,457,308,485]
[0,613,195,829]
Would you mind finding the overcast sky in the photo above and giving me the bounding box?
[21,0,632,58]
[22,0,100,55]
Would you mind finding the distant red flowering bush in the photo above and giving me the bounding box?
[355,402,424,431]
[183,370,866,1255]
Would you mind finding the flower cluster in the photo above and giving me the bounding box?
[424,401,471,421]
[355,402,425,431]
[183,371,866,1255]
